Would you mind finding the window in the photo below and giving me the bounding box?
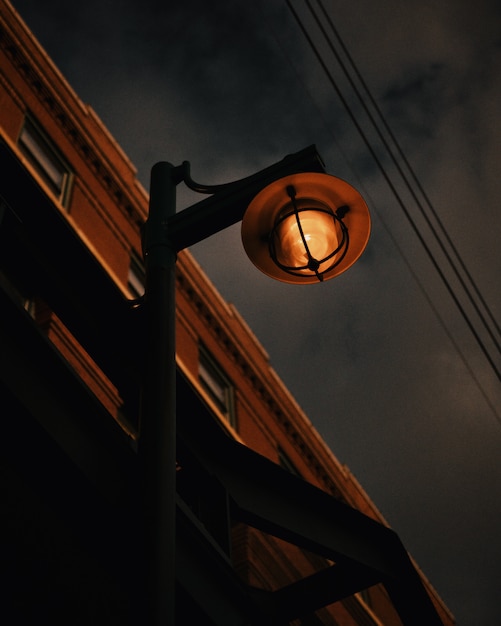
[198,346,236,428]
[128,252,145,299]
[18,117,72,206]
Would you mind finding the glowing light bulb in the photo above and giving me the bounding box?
[275,208,340,274]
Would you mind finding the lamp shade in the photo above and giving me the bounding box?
[241,172,371,284]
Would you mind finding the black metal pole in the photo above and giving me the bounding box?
[140,161,181,625]
[136,148,324,625]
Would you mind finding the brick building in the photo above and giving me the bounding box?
[0,1,454,624]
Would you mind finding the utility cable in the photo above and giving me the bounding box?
[313,0,501,345]
[365,189,501,426]
[262,10,501,421]
[262,2,500,423]
[286,0,501,383]
[303,0,501,361]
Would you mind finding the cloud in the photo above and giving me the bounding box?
[10,1,501,623]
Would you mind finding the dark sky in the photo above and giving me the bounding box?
[8,0,501,623]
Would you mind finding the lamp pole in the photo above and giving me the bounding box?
[140,161,182,625]
[139,147,326,625]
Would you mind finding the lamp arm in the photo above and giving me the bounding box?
[167,145,326,252]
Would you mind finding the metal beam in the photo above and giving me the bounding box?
[265,561,382,622]
[166,145,325,251]
[176,376,445,625]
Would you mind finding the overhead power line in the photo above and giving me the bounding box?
[312,0,501,345]
[264,18,500,422]
[286,0,501,386]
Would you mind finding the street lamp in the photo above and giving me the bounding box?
[0,137,445,625]
[138,146,370,625]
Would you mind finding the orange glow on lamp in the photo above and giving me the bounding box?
[241,172,371,284]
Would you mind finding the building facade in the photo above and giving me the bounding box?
[0,2,454,624]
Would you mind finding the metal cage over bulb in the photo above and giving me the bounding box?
[241,172,371,284]
[269,185,349,281]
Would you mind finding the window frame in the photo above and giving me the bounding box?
[198,345,236,428]
[18,116,73,207]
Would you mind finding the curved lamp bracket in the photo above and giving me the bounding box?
[181,161,236,195]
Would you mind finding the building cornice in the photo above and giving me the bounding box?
[0,3,147,230]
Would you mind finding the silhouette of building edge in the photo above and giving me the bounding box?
[0,2,454,624]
